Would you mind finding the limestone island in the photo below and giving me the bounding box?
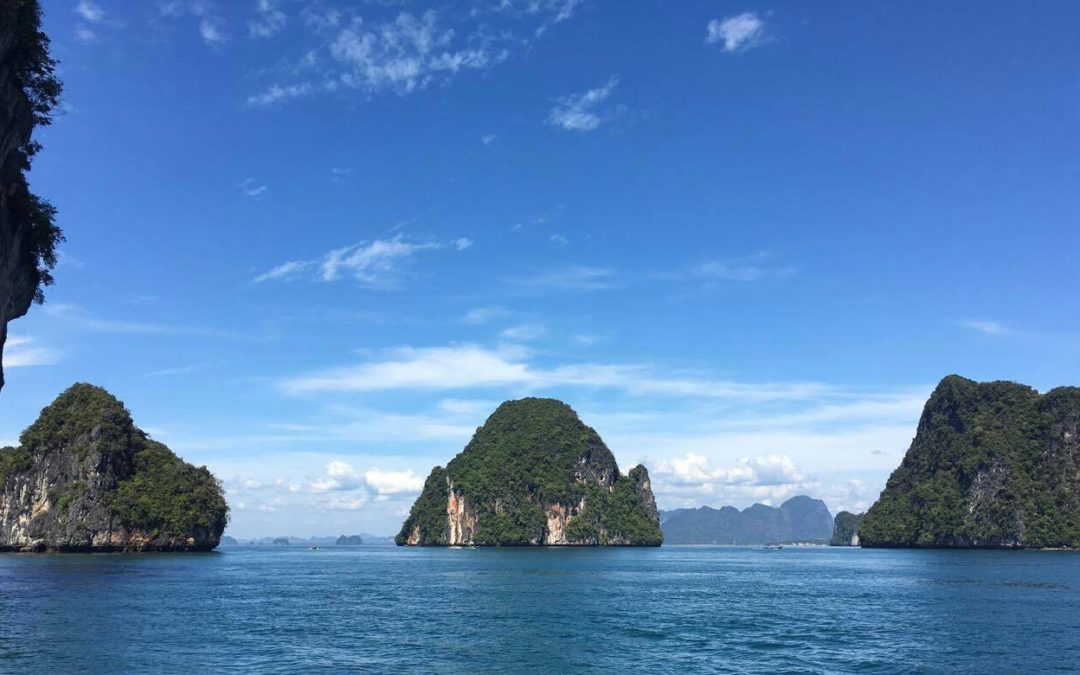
[397,398,662,546]
[860,375,1080,549]
[0,384,228,552]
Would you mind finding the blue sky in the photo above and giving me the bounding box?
[3,0,1079,537]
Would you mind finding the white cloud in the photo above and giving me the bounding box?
[481,134,497,146]
[253,260,315,283]
[706,12,765,52]
[460,306,508,324]
[547,77,618,131]
[279,342,860,401]
[75,0,104,22]
[300,4,341,32]
[247,82,315,106]
[74,25,98,44]
[517,265,617,291]
[200,18,227,44]
[955,319,1007,335]
[549,233,569,247]
[249,0,286,38]
[43,303,236,338]
[309,461,423,497]
[364,468,424,496]
[328,11,502,95]
[240,178,268,198]
[659,453,803,489]
[691,252,798,282]
[253,234,469,288]
[4,336,59,367]
[500,322,547,341]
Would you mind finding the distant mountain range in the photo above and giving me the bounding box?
[660,496,834,545]
[220,533,395,546]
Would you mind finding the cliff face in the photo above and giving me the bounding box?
[830,511,864,546]
[0,1,62,394]
[0,384,228,551]
[0,5,38,390]
[860,375,1080,549]
[660,496,834,545]
[397,398,662,546]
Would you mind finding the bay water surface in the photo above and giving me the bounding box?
[1,546,1078,673]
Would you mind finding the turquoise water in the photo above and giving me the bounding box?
[2,546,1079,673]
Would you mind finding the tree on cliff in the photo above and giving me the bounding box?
[0,0,64,392]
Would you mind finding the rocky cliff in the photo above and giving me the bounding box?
[0,383,227,551]
[860,375,1080,548]
[0,0,63,393]
[396,398,663,546]
[830,511,864,546]
[660,495,834,545]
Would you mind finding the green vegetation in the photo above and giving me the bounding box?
[0,445,32,485]
[20,383,135,458]
[5,0,64,304]
[1,383,228,547]
[110,440,228,539]
[830,511,864,546]
[396,398,662,546]
[564,475,664,546]
[860,375,1080,548]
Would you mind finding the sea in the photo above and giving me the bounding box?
[1,545,1078,673]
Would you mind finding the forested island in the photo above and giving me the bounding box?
[0,384,228,551]
[860,375,1080,549]
[397,397,662,546]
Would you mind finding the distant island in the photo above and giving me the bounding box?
[860,375,1080,549]
[0,384,228,552]
[830,512,864,546]
[336,535,364,545]
[397,398,662,546]
[660,496,834,545]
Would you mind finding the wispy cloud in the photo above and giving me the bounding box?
[690,252,798,283]
[43,303,236,338]
[249,0,286,38]
[706,12,766,52]
[500,322,547,342]
[481,134,497,146]
[460,306,509,324]
[200,18,227,44]
[74,25,98,44]
[549,233,569,247]
[239,178,268,198]
[279,343,847,400]
[954,319,1008,335]
[516,265,617,292]
[4,336,59,368]
[250,10,506,105]
[546,77,619,131]
[74,0,105,42]
[253,234,470,288]
[75,0,105,22]
[159,1,228,45]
